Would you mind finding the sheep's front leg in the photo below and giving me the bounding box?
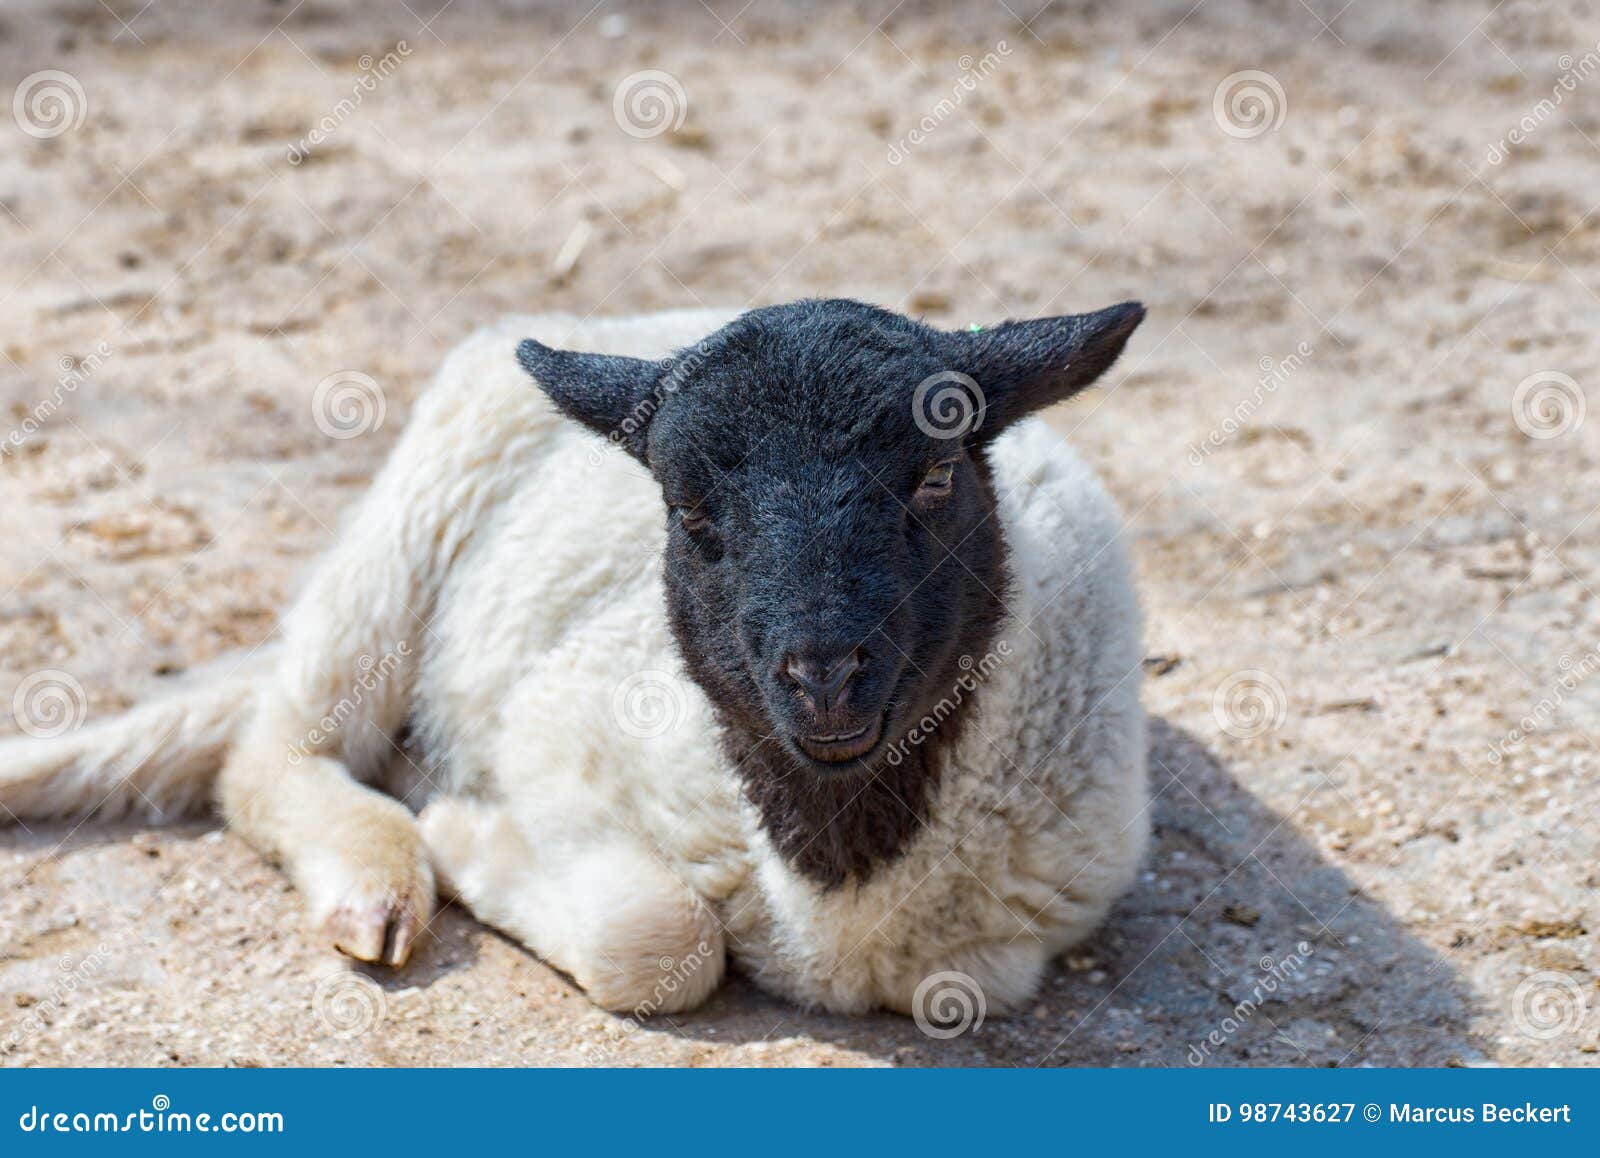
[420,797,725,1014]
[219,698,434,967]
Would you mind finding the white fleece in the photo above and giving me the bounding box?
[408,311,1149,1014]
[0,308,1149,1017]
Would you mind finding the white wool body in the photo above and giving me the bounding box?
[0,310,1148,1016]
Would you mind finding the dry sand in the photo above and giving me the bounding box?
[1,0,1597,1066]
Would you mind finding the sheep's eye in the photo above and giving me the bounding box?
[677,505,710,533]
[914,461,956,503]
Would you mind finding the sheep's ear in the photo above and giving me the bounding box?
[516,340,666,460]
[946,302,1145,438]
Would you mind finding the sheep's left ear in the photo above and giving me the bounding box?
[945,302,1145,439]
[517,340,666,460]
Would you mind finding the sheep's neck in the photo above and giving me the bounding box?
[724,721,957,890]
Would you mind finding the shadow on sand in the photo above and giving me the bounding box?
[633,717,1481,1066]
[0,718,1480,1066]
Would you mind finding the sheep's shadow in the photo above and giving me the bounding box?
[0,720,1482,1065]
[641,717,1483,1066]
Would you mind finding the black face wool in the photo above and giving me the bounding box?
[520,297,1143,886]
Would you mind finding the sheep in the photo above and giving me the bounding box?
[0,299,1149,1020]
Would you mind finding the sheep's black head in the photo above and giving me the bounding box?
[518,298,1142,884]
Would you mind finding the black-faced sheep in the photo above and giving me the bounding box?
[0,299,1149,1018]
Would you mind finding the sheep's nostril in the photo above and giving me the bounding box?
[782,650,862,712]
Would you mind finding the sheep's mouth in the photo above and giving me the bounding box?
[795,715,884,763]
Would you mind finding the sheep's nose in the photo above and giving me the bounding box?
[782,649,862,712]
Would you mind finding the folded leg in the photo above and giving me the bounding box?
[420,797,724,1013]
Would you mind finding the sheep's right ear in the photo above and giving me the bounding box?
[517,340,665,460]
[943,302,1145,439]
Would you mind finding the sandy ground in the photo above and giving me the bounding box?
[1,0,1598,1067]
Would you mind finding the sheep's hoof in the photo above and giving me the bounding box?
[312,855,436,968]
[324,895,430,967]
